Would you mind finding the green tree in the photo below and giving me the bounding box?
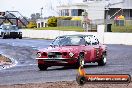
[30,13,41,21]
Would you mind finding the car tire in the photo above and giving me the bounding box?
[98,53,107,66]
[76,53,85,68]
[2,33,6,39]
[13,37,16,39]
[19,36,22,39]
[38,64,48,71]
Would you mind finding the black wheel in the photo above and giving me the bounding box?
[38,64,48,71]
[19,36,22,39]
[76,53,84,68]
[98,54,107,66]
[2,33,6,39]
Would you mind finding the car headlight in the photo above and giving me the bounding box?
[69,52,74,57]
[63,52,67,56]
[37,52,41,57]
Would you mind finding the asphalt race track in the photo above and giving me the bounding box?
[0,38,132,85]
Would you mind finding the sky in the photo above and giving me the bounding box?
[0,0,82,18]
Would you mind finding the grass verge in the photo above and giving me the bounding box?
[112,25,132,32]
[26,25,132,33]
[30,26,84,32]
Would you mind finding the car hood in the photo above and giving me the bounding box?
[1,29,21,32]
[38,46,84,53]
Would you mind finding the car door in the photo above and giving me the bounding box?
[83,36,95,62]
[91,36,102,60]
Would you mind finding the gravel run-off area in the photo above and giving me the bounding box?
[0,81,132,88]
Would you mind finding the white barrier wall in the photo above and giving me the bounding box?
[104,33,132,45]
[21,29,132,45]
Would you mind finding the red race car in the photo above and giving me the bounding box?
[36,35,107,70]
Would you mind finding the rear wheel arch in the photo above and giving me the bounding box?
[103,50,107,55]
[98,52,107,66]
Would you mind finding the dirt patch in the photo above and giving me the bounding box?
[0,54,12,65]
[0,81,132,88]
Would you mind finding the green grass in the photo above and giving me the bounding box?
[112,24,132,32]
[111,20,132,32]
[30,26,84,32]
[27,25,132,33]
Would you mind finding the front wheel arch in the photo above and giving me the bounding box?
[76,52,85,68]
[38,64,48,71]
[2,33,6,39]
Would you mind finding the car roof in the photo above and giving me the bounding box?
[58,34,93,38]
[0,24,17,26]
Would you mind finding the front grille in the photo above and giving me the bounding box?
[48,52,62,58]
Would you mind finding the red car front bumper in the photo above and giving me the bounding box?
[36,58,77,66]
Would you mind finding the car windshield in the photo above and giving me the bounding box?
[52,36,86,46]
[3,25,18,30]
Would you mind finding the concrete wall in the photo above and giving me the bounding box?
[21,29,132,45]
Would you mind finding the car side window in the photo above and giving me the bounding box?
[78,38,85,45]
[85,36,92,45]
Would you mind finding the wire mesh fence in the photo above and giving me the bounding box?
[57,20,81,27]
[57,19,132,32]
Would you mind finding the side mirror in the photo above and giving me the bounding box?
[50,44,53,47]
[50,43,55,48]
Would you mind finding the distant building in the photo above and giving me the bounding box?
[57,0,132,21]
[57,3,87,17]
[36,19,48,28]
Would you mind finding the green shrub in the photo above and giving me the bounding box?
[27,21,37,28]
[47,17,57,27]
[47,16,72,27]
